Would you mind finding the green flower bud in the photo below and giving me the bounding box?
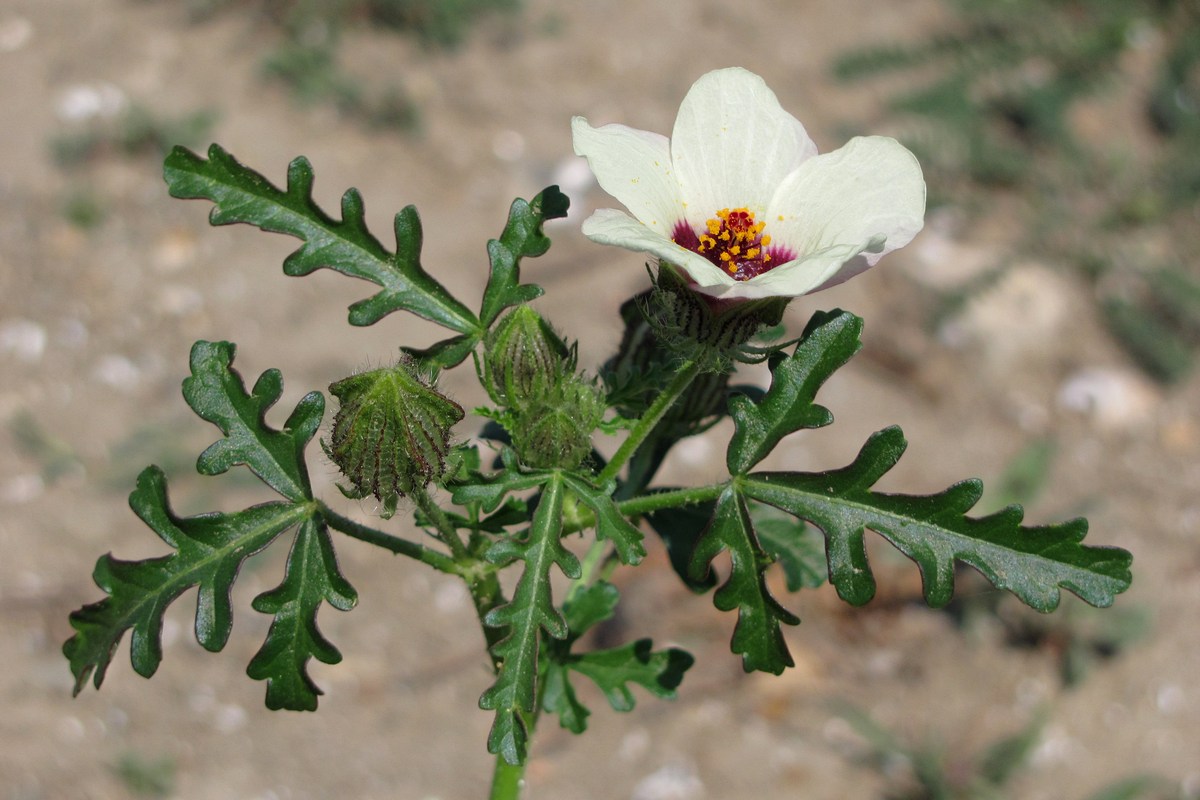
[324,358,463,516]
[513,378,604,470]
[484,306,572,410]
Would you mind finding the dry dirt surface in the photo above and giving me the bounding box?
[1,1,1198,798]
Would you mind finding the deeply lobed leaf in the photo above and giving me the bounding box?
[689,487,799,674]
[164,144,479,332]
[184,340,323,503]
[480,186,570,326]
[64,467,310,695]
[560,473,645,565]
[479,475,578,765]
[542,581,694,734]
[741,426,1133,611]
[726,310,863,475]
[247,517,358,711]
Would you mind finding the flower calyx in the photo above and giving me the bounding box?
[324,357,464,517]
[648,262,788,359]
[513,378,605,471]
[484,305,573,411]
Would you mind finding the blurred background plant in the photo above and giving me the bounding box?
[169,0,529,132]
[112,751,176,799]
[834,704,1184,800]
[174,0,523,48]
[833,0,1200,383]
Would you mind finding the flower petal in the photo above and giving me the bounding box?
[692,244,868,300]
[580,208,735,290]
[671,68,817,223]
[765,135,925,286]
[571,116,684,237]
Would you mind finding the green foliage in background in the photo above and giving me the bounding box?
[174,0,526,132]
[834,0,1200,382]
[836,704,1183,800]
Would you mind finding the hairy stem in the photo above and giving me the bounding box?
[411,487,470,561]
[596,357,703,486]
[618,484,725,517]
[320,503,460,575]
[559,483,726,538]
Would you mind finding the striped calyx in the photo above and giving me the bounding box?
[325,359,463,516]
[484,305,571,411]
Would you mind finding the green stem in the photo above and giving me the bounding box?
[617,484,725,517]
[559,483,726,538]
[596,357,702,486]
[322,499,507,659]
[411,487,470,561]
[489,756,526,800]
[320,503,460,575]
[470,568,508,669]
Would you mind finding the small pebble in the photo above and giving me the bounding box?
[0,318,47,363]
[1057,367,1159,430]
[0,15,33,52]
[56,82,126,122]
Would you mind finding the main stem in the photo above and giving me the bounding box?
[570,358,705,597]
[487,359,705,799]
[489,758,526,800]
[596,357,702,486]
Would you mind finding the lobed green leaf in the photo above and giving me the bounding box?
[741,426,1134,611]
[247,517,357,711]
[568,640,694,713]
[64,467,310,695]
[183,340,323,503]
[479,475,577,765]
[543,581,694,733]
[560,473,645,565]
[479,186,569,327]
[164,144,478,332]
[726,310,863,475]
[689,487,798,674]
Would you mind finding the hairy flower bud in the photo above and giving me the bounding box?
[324,358,463,516]
[484,306,572,410]
[651,262,788,352]
[513,379,604,470]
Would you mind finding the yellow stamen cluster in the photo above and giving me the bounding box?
[695,208,772,275]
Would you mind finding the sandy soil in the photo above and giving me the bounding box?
[1,1,1197,798]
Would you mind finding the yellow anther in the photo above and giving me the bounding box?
[761,235,771,246]
[719,252,732,262]
[730,245,741,256]
[764,253,772,262]
[746,248,759,258]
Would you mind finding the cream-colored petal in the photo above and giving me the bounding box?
[580,208,735,290]
[766,135,925,273]
[671,68,817,224]
[692,244,867,300]
[571,116,684,237]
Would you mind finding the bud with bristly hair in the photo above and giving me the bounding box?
[324,357,464,518]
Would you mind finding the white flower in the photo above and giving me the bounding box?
[572,67,926,300]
